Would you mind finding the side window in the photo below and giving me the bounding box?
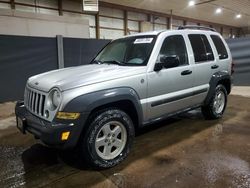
[158,35,189,67]
[188,34,214,63]
[211,35,228,60]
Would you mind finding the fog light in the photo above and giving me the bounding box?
[61,131,70,141]
[45,110,49,118]
[56,112,80,120]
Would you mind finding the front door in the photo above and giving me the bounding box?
[146,35,195,121]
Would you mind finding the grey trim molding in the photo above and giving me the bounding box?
[151,88,208,107]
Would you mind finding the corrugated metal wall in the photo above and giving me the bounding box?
[0,35,109,102]
[226,37,250,86]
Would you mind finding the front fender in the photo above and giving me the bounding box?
[62,87,143,125]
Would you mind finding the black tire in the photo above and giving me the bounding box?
[202,84,227,120]
[78,108,135,169]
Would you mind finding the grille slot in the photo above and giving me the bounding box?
[24,87,46,117]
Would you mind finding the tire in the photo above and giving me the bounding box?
[202,84,227,120]
[78,108,135,169]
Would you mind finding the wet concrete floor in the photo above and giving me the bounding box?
[0,95,249,188]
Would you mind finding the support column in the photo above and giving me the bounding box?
[170,9,173,30]
[167,17,170,29]
[56,35,64,69]
[124,10,128,35]
[58,0,63,16]
[10,0,15,9]
[95,13,100,39]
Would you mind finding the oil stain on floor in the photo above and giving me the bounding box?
[0,95,249,188]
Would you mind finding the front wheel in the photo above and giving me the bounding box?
[202,84,227,119]
[79,108,135,169]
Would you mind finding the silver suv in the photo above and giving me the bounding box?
[16,26,233,169]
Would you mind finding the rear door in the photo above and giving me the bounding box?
[210,34,231,73]
[188,34,217,104]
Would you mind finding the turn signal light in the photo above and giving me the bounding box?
[61,131,70,141]
[56,112,80,120]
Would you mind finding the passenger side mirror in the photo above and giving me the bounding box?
[161,55,180,69]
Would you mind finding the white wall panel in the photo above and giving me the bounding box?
[172,25,178,30]
[0,10,90,38]
[154,16,166,24]
[128,11,147,21]
[128,20,139,31]
[100,17,123,29]
[89,27,96,38]
[200,23,210,27]
[100,28,124,39]
[15,5,36,13]
[0,2,10,9]
[154,23,166,31]
[99,7,123,18]
[84,15,95,26]
[172,19,183,27]
[186,21,198,26]
[37,0,57,8]
[36,9,58,15]
[129,31,139,35]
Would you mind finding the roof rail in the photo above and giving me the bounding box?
[178,25,216,32]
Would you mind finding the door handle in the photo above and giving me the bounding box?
[181,70,192,76]
[211,64,219,69]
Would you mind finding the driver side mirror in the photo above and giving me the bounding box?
[161,55,180,68]
[154,55,180,71]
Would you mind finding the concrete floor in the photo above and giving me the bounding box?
[0,93,250,188]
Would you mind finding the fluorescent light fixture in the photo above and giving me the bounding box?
[236,14,242,19]
[188,0,195,7]
[215,8,222,14]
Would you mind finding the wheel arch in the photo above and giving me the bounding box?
[204,71,232,105]
[63,87,143,128]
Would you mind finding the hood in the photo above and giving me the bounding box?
[28,64,146,92]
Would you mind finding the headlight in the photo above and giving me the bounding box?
[47,88,62,111]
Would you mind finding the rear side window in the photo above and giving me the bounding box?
[211,35,228,60]
[188,34,214,63]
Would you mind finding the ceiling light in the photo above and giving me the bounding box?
[236,14,242,19]
[188,1,195,7]
[215,8,222,14]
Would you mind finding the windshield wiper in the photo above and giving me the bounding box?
[103,60,126,66]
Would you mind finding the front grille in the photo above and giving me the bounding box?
[24,87,46,117]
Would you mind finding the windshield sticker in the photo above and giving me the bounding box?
[134,38,153,44]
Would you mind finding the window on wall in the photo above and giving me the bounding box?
[211,35,228,60]
[188,34,214,63]
[158,35,189,67]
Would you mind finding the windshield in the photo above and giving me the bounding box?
[93,35,157,66]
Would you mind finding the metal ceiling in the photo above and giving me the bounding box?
[101,0,250,27]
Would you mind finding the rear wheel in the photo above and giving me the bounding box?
[202,84,227,119]
[79,108,134,169]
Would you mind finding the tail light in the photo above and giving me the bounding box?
[231,61,235,75]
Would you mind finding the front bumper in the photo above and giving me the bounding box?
[15,101,88,149]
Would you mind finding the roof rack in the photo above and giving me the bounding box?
[178,25,216,32]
